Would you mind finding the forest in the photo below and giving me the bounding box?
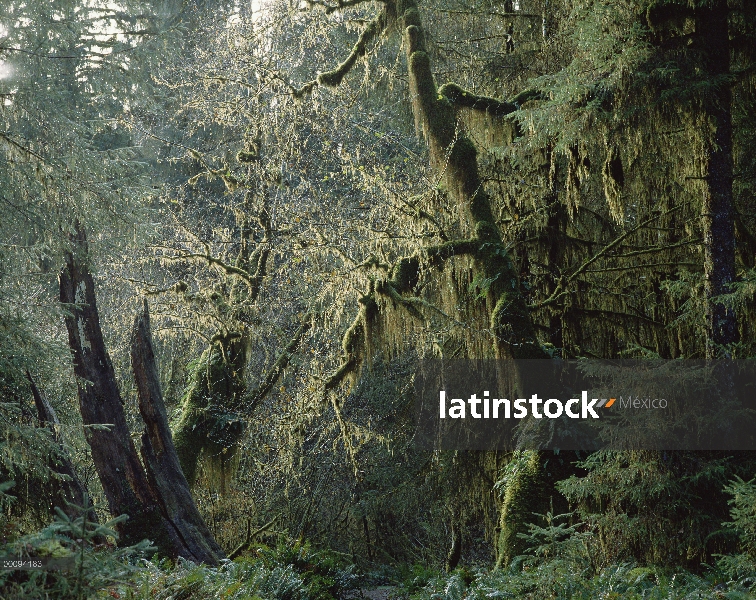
[1,0,756,597]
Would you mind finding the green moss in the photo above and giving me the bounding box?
[359,292,379,322]
[496,451,545,567]
[438,82,517,116]
[490,290,547,359]
[403,6,421,28]
[449,137,478,172]
[474,220,499,242]
[426,238,479,265]
[408,51,435,103]
[491,292,549,359]
[317,63,354,87]
[509,88,543,107]
[172,336,247,488]
[342,316,366,357]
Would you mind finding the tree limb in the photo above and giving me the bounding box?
[292,8,388,97]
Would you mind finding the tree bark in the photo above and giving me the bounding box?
[698,1,738,357]
[60,227,162,546]
[26,371,96,524]
[131,300,225,564]
[60,225,222,562]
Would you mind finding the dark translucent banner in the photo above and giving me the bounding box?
[413,360,756,451]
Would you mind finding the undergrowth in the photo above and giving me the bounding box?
[2,477,755,599]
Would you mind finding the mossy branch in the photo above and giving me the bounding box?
[323,293,375,392]
[378,278,458,323]
[325,244,479,388]
[161,251,256,288]
[509,88,543,107]
[246,245,270,304]
[228,515,279,560]
[303,0,376,15]
[426,238,480,265]
[292,9,388,97]
[318,13,383,86]
[376,279,423,320]
[323,357,359,392]
[438,83,517,116]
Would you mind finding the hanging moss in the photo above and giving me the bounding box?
[317,13,384,87]
[449,137,478,175]
[402,6,421,28]
[403,0,547,363]
[603,145,625,221]
[407,50,439,131]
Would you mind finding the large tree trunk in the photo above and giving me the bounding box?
[60,225,223,563]
[60,228,162,546]
[395,0,550,569]
[698,1,738,357]
[171,336,247,489]
[401,4,545,360]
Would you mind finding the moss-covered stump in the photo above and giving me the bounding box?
[172,335,247,488]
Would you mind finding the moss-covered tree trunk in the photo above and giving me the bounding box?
[294,0,553,565]
[394,0,552,567]
[494,451,544,568]
[172,335,248,488]
[170,180,311,489]
[171,183,261,488]
[400,0,546,360]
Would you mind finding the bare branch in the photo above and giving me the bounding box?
[533,204,688,308]
[242,314,314,413]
